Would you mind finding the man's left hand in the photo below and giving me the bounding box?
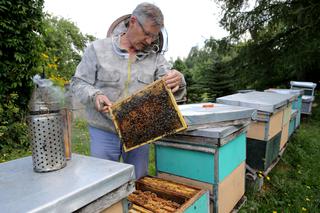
[164,69,183,93]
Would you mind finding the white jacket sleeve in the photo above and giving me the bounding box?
[70,44,101,106]
[154,54,187,102]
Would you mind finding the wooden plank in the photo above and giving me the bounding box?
[282,103,292,126]
[268,109,284,140]
[280,122,289,150]
[218,162,245,213]
[76,181,134,213]
[247,121,267,141]
[247,109,283,141]
[101,201,123,213]
[61,108,72,160]
[158,172,214,194]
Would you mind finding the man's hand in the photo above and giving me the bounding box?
[164,69,183,93]
[95,94,112,114]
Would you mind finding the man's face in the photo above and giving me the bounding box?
[128,16,161,51]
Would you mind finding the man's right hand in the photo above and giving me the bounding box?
[95,94,112,114]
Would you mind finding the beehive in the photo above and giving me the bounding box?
[155,124,248,213]
[128,176,209,213]
[110,79,187,152]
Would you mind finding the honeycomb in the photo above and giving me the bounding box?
[110,79,187,152]
[139,177,197,198]
[128,190,180,213]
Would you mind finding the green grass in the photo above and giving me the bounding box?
[240,96,320,212]
[71,118,90,156]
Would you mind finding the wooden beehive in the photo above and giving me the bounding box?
[128,176,209,213]
[110,79,187,152]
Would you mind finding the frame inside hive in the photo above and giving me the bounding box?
[110,79,187,152]
[128,176,205,212]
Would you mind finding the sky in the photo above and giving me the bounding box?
[44,0,229,60]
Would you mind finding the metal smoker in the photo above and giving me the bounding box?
[27,76,66,172]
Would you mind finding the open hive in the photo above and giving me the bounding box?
[128,176,204,213]
[110,79,187,152]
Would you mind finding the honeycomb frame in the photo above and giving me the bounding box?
[110,79,187,152]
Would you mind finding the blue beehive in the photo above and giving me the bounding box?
[289,110,297,137]
[290,81,317,115]
[155,124,248,213]
[154,103,256,212]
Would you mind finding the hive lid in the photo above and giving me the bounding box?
[302,95,314,102]
[290,81,317,89]
[110,79,187,152]
[179,103,256,130]
[264,88,303,98]
[177,124,246,139]
[217,91,289,113]
[0,154,135,213]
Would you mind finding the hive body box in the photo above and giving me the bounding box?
[128,176,210,212]
[155,125,247,213]
[301,96,314,115]
[290,81,317,115]
[289,110,298,137]
[217,91,293,171]
[0,154,135,213]
[290,81,317,96]
[265,88,303,128]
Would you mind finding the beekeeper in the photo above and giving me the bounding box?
[71,2,186,179]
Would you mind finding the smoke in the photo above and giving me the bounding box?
[32,74,66,107]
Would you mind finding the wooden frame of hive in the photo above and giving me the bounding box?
[128,176,208,213]
[110,79,187,152]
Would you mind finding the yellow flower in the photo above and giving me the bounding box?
[41,53,49,59]
[305,197,310,202]
[302,207,307,211]
[273,211,277,213]
[266,176,270,181]
[258,173,263,178]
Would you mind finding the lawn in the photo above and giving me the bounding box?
[240,96,320,212]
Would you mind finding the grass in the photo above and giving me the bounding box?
[240,95,320,212]
[1,94,319,213]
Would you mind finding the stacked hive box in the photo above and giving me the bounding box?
[290,81,317,115]
[289,109,298,137]
[155,103,256,213]
[217,91,292,171]
[265,89,304,135]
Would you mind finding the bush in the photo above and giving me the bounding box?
[0,0,44,152]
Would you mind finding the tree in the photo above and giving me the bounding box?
[0,0,44,151]
[41,14,96,82]
[176,38,236,103]
[216,0,320,89]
